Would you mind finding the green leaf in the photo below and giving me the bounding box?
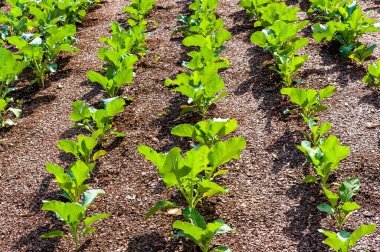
[84,213,111,227]
[173,220,204,241]
[171,124,195,138]
[57,139,78,156]
[183,207,206,229]
[339,178,360,202]
[301,175,317,183]
[145,200,176,219]
[349,224,377,247]
[317,203,335,215]
[82,227,96,236]
[82,189,105,208]
[40,230,66,238]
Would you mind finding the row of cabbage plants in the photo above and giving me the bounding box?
[239,0,377,251]
[139,0,246,251]
[0,0,99,126]
[38,0,157,251]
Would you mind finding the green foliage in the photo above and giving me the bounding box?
[303,120,332,147]
[307,0,344,19]
[0,0,31,38]
[280,86,335,121]
[70,98,126,144]
[41,200,110,251]
[178,0,220,37]
[46,160,104,203]
[165,65,228,117]
[0,98,22,127]
[298,135,350,187]
[184,46,230,72]
[311,1,380,63]
[171,118,238,148]
[7,24,77,87]
[238,0,279,20]
[99,22,149,57]
[138,137,246,211]
[87,54,137,98]
[319,224,377,252]
[251,20,309,86]
[172,207,235,252]
[0,47,27,127]
[318,178,361,229]
[363,60,380,89]
[124,0,156,26]
[57,134,106,169]
[254,2,300,28]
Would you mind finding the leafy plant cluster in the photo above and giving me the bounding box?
[87,0,156,98]
[138,2,246,251]
[281,85,377,251]
[309,0,380,63]
[140,117,246,251]
[41,96,127,250]
[0,0,100,128]
[39,1,152,249]
[165,0,232,117]
[240,0,310,86]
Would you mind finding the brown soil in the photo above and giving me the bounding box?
[0,0,380,251]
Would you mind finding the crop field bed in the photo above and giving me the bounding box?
[0,0,380,251]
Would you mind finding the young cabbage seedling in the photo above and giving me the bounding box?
[254,2,300,28]
[280,85,335,122]
[319,224,377,252]
[46,160,104,203]
[70,98,126,144]
[251,20,310,86]
[7,24,77,87]
[172,207,235,252]
[87,54,137,98]
[99,22,149,57]
[57,134,107,169]
[41,200,111,251]
[124,0,156,26]
[139,137,246,215]
[298,135,350,187]
[318,178,361,229]
[165,64,228,117]
[171,118,238,148]
[363,60,380,89]
[238,0,280,21]
[311,1,380,63]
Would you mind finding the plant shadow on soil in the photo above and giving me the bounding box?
[283,183,327,252]
[359,89,380,109]
[265,128,305,173]
[302,42,367,88]
[12,215,64,252]
[127,233,195,252]
[234,46,284,132]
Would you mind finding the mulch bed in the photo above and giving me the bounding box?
[0,0,379,251]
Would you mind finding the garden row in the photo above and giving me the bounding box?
[33,0,156,251]
[138,0,247,251]
[0,0,104,127]
[239,0,378,251]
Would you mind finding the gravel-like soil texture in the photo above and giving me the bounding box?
[0,0,380,251]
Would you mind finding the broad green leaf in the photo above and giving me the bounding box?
[40,230,66,238]
[145,200,176,219]
[82,189,105,208]
[84,213,111,227]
